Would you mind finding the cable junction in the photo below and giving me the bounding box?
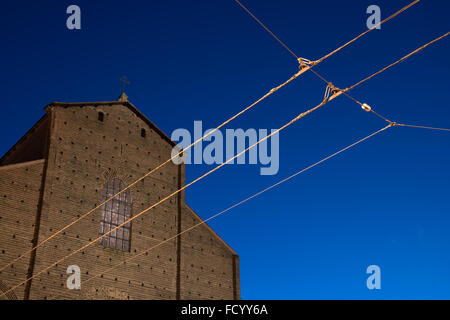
[233,0,421,64]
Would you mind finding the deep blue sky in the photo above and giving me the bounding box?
[1,0,449,299]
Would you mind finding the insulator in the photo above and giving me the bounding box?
[362,103,372,112]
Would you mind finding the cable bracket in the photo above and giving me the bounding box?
[298,57,316,70]
[323,82,342,102]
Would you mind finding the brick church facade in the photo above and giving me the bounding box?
[0,94,240,300]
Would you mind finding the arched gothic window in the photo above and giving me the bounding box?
[99,178,132,251]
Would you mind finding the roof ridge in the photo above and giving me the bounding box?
[46,100,176,147]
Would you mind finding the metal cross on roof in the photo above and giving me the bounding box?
[120,76,131,93]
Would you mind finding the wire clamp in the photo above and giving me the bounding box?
[323,82,342,102]
[298,57,315,70]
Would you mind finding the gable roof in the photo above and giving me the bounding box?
[1,96,238,258]
[0,114,49,166]
[48,99,238,256]
[2,97,177,164]
[45,99,176,147]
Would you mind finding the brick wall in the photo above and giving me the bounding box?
[2,102,241,300]
[0,160,45,299]
[180,204,240,300]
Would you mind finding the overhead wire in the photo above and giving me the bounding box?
[395,124,450,132]
[315,0,421,65]
[69,0,449,299]
[309,32,450,125]
[3,30,447,297]
[234,0,421,64]
[50,123,393,299]
[48,2,450,297]
[233,0,299,59]
[233,0,432,125]
[0,0,418,275]
[346,32,450,92]
[0,85,343,298]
